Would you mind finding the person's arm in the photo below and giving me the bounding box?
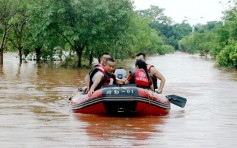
[124,74,132,84]
[116,78,123,84]
[88,74,103,96]
[85,65,97,87]
[150,83,154,91]
[119,78,127,84]
[150,67,165,93]
[149,77,154,91]
[124,79,130,84]
[84,74,90,87]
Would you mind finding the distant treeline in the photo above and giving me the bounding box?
[178,5,237,69]
[0,0,236,69]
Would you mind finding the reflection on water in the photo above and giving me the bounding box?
[74,114,166,147]
[0,52,237,147]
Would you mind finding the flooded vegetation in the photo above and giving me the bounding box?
[0,52,236,147]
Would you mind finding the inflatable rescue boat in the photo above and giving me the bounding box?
[69,68,186,116]
[70,84,171,116]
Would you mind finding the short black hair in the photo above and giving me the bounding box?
[136,53,146,59]
[99,52,110,62]
[105,58,115,63]
[101,52,110,57]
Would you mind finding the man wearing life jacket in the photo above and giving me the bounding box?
[88,58,123,96]
[136,53,165,93]
[124,59,154,90]
[84,52,110,88]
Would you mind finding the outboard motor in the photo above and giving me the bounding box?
[115,68,127,79]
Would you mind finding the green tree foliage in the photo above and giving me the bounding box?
[43,0,134,67]
[8,0,29,63]
[178,3,237,69]
[212,5,237,69]
[26,0,66,61]
[0,0,17,64]
[0,1,176,67]
[161,45,175,55]
[179,31,214,56]
[128,14,164,56]
[164,22,192,49]
[195,21,222,33]
[4,1,235,69]
[139,6,192,50]
[138,5,172,24]
[216,40,237,68]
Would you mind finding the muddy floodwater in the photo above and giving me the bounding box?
[0,52,237,147]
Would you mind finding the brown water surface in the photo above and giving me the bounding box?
[0,52,237,147]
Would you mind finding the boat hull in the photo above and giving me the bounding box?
[70,85,170,116]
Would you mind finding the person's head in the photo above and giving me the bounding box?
[136,53,146,61]
[135,59,147,70]
[135,59,149,80]
[104,58,115,74]
[100,52,110,66]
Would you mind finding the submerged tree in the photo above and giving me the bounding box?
[0,0,17,64]
[8,0,29,64]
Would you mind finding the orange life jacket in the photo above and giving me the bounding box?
[135,69,149,87]
[129,69,151,89]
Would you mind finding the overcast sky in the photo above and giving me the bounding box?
[133,0,234,25]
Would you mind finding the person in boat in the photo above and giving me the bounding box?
[84,52,111,90]
[88,58,123,96]
[124,59,154,90]
[136,53,165,94]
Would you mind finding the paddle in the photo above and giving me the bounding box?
[166,95,187,108]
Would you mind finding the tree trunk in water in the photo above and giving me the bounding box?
[19,47,23,64]
[75,43,86,67]
[35,47,41,62]
[75,46,84,67]
[78,53,82,67]
[0,49,3,65]
[0,32,7,65]
[75,47,83,67]
[89,50,93,65]
[0,62,3,73]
